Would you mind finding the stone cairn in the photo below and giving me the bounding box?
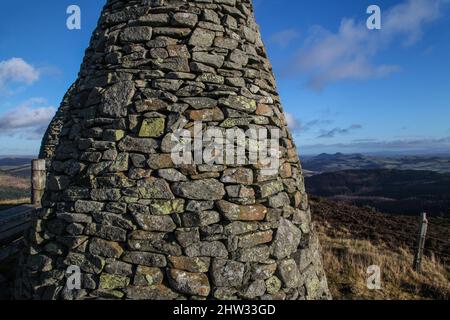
[16,0,331,300]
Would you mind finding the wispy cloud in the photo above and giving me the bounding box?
[0,98,56,140]
[286,112,335,135]
[290,0,447,90]
[0,58,40,94]
[269,29,300,48]
[285,112,302,132]
[317,124,363,139]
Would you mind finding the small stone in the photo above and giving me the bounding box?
[120,26,153,42]
[131,212,176,232]
[188,108,224,121]
[277,259,300,288]
[268,192,290,208]
[279,163,292,178]
[168,269,210,297]
[48,175,70,191]
[192,52,225,68]
[172,179,225,200]
[237,230,273,248]
[198,73,225,84]
[185,241,228,258]
[134,266,164,286]
[74,200,104,213]
[129,231,165,241]
[221,168,253,185]
[189,28,215,47]
[225,185,255,199]
[272,218,302,259]
[175,228,200,247]
[103,129,125,142]
[99,274,130,290]
[219,96,256,113]
[63,252,105,274]
[224,222,259,236]
[125,285,178,300]
[122,252,167,268]
[153,79,183,91]
[229,49,249,66]
[139,118,165,137]
[220,118,251,128]
[241,280,266,299]
[182,211,220,227]
[211,259,245,287]
[266,276,282,294]
[252,263,277,280]
[149,199,185,215]
[255,180,284,198]
[214,37,239,50]
[217,201,267,221]
[147,154,173,170]
[27,254,53,272]
[88,238,123,258]
[135,99,168,112]
[186,201,214,212]
[100,81,135,117]
[105,261,133,276]
[158,169,187,182]
[90,189,121,202]
[138,177,174,199]
[118,136,158,153]
[168,256,210,273]
[238,245,270,263]
[128,239,182,256]
[182,97,216,109]
[84,224,127,242]
[172,12,198,28]
[92,212,134,231]
[138,13,170,26]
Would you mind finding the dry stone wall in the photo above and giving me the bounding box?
[16,0,331,300]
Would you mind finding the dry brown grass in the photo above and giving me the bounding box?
[317,224,450,300]
[0,174,30,190]
[0,198,31,205]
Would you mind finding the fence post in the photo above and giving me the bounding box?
[413,212,428,272]
[32,159,46,208]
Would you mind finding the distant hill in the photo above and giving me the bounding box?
[305,169,450,216]
[0,157,33,168]
[302,153,450,174]
[0,157,33,178]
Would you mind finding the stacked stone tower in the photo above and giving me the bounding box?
[16,0,330,300]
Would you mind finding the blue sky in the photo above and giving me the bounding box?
[0,0,449,156]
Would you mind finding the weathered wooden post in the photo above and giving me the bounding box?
[413,212,428,272]
[31,159,46,208]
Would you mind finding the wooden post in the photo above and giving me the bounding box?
[32,159,46,208]
[413,212,428,272]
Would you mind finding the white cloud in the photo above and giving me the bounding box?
[317,124,363,139]
[285,112,301,131]
[382,0,442,45]
[269,29,300,48]
[0,58,40,93]
[292,0,447,90]
[0,98,56,140]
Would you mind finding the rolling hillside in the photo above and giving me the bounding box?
[305,169,450,216]
[302,153,450,174]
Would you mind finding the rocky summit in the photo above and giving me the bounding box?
[16,0,330,300]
